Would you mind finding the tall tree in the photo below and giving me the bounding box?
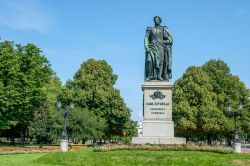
[60,59,132,139]
[44,76,63,142]
[0,41,19,129]
[173,59,250,143]
[29,76,63,143]
[29,102,49,147]
[0,40,53,143]
[173,66,227,143]
[202,60,250,141]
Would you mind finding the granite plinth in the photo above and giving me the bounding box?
[143,120,174,137]
[132,81,186,145]
[132,137,186,145]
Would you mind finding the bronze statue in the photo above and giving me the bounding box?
[144,16,173,81]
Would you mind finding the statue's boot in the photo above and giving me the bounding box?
[158,77,163,81]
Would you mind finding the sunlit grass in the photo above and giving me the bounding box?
[0,148,250,166]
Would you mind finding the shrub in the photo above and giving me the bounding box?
[93,145,234,154]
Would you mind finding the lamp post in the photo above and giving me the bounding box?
[57,100,74,152]
[227,103,243,153]
[243,134,248,152]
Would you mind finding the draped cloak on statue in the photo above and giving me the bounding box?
[144,26,173,81]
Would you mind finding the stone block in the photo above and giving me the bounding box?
[143,120,174,137]
[132,137,186,145]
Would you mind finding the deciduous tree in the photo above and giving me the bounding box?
[0,40,53,143]
[173,60,250,143]
[60,59,132,139]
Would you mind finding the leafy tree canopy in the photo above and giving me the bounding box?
[173,59,250,142]
[59,59,132,138]
[0,40,53,130]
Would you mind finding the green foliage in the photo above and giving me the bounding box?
[29,102,49,145]
[42,76,62,110]
[29,76,63,143]
[0,40,53,131]
[41,76,63,142]
[67,107,106,143]
[173,59,250,142]
[60,59,132,138]
[202,60,250,136]
[0,40,134,144]
[46,108,63,142]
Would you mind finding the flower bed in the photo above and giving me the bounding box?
[70,144,87,150]
[0,147,59,154]
[94,144,234,154]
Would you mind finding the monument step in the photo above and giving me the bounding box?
[132,137,186,145]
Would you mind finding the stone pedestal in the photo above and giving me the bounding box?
[132,81,186,145]
[60,139,68,152]
[132,137,186,144]
[234,142,241,153]
[143,120,174,137]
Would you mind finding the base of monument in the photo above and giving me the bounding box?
[143,120,174,137]
[60,139,68,152]
[234,142,241,153]
[132,137,186,145]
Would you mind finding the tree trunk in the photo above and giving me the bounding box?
[207,134,212,145]
[20,130,25,145]
[11,136,15,145]
[39,137,43,148]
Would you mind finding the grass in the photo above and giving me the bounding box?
[0,148,250,166]
[0,153,50,166]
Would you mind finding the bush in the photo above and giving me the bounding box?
[93,145,234,154]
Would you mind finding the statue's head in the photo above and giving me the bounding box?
[153,16,162,25]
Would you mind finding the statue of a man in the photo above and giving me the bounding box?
[144,16,173,81]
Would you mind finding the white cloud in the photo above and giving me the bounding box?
[0,0,54,33]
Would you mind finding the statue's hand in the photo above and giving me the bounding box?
[166,40,171,44]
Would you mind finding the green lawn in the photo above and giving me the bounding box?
[0,148,250,166]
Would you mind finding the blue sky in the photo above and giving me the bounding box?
[1,0,250,122]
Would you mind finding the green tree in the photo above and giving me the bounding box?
[202,60,248,110]
[173,59,250,144]
[173,66,227,143]
[67,107,106,144]
[28,76,63,143]
[60,59,132,139]
[0,41,20,129]
[29,102,49,147]
[202,60,250,142]
[0,40,53,143]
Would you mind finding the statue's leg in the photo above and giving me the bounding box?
[167,47,172,79]
[156,44,164,81]
[145,55,153,80]
[146,61,151,80]
[158,64,163,80]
